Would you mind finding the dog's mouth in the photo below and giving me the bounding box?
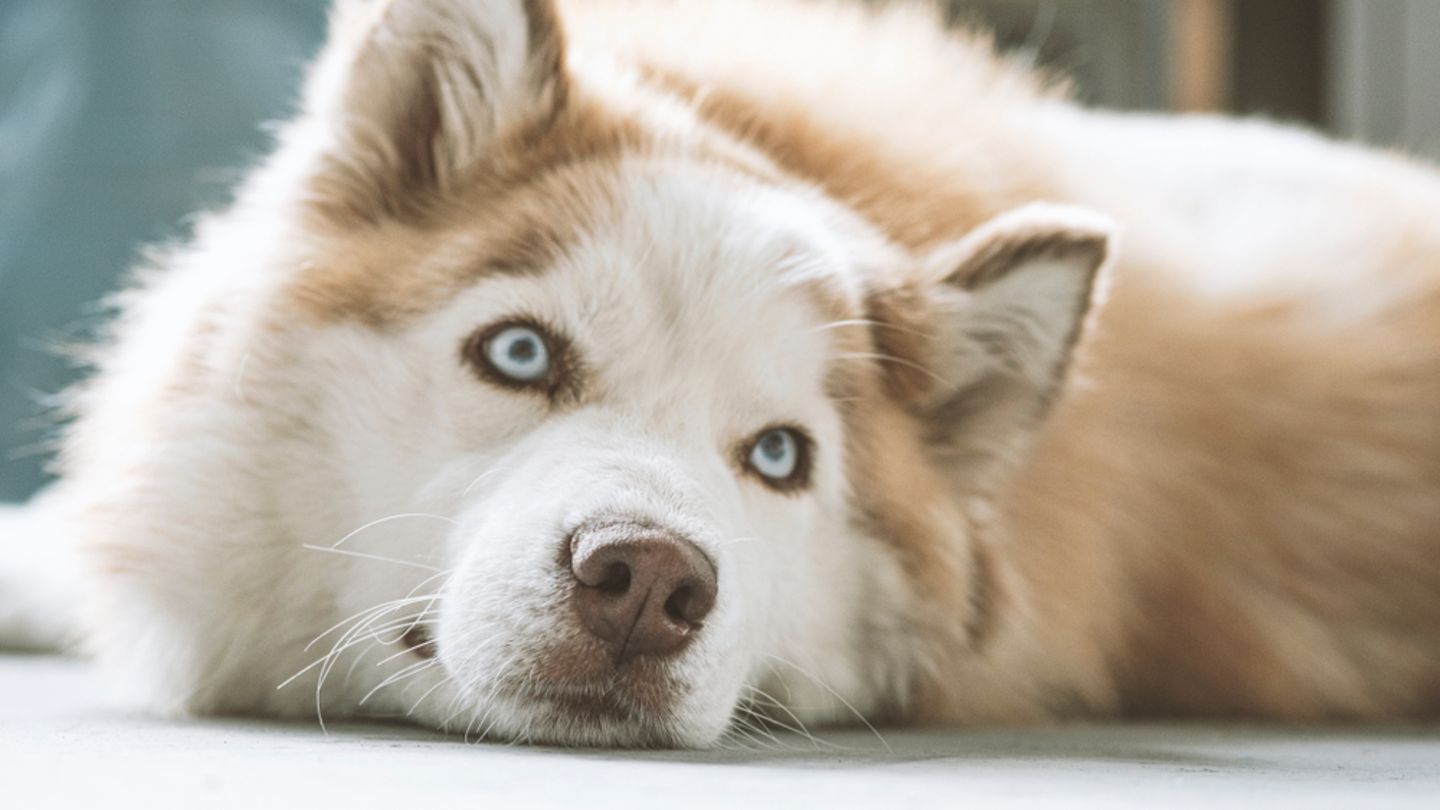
[506,638,683,722]
[402,625,438,660]
[513,680,661,725]
[496,677,690,747]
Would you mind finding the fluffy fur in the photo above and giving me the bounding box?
[3,0,1438,747]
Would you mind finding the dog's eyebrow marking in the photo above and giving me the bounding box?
[464,217,574,282]
[285,200,587,328]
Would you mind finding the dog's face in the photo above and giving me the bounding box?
[183,0,1111,746]
[295,160,899,745]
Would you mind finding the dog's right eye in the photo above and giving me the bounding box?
[464,320,569,396]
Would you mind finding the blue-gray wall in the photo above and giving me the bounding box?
[0,1,328,500]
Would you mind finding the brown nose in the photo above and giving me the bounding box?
[569,521,717,662]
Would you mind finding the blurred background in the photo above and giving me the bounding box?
[1,0,1438,501]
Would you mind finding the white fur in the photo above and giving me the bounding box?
[0,0,1136,746]
[0,494,80,651]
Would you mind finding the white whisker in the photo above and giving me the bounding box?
[760,652,892,753]
[835,351,946,386]
[406,675,453,718]
[461,461,519,496]
[373,630,437,667]
[810,317,931,338]
[301,594,441,653]
[809,318,878,334]
[729,707,785,750]
[301,544,444,572]
[314,610,419,732]
[744,684,842,750]
[359,658,439,706]
[331,513,457,549]
[280,614,432,691]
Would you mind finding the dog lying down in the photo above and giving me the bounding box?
[2,0,1439,748]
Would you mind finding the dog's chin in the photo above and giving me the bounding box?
[431,647,730,747]
[430,612,738,747]
[460,686,726,748]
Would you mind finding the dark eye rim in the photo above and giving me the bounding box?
[737,424,815,494]
[461,317,580,402]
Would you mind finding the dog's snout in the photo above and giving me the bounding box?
[570,522,717,661]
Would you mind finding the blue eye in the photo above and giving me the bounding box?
[484,325,551,382]
[748,428,803,483]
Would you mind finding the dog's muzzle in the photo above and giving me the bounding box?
[474,516,720,732]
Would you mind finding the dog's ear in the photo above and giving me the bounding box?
[869,203,1115,486]
[306,0,566,222]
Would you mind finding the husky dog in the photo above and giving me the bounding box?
[2,0,1438,747]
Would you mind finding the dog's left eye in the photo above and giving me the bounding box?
[745,427,811,490]
[484,325,550,381]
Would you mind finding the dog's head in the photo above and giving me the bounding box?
[240,0,1113,746]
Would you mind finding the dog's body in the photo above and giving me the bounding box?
[2,0,1438,746]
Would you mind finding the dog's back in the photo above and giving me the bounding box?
[568,0,1440,720]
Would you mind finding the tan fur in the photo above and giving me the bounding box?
[563,0,1067,250]
[569,0,1440,722]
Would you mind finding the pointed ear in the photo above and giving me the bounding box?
[306,0,567,222]
[870,203,1115,479]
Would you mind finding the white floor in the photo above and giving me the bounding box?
[4,653,1438,809]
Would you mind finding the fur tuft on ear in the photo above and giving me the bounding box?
[870,203,1115,480]
[307,0,567,222]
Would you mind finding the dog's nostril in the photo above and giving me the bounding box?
[597,562,631,595]
[664,585,696,624]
